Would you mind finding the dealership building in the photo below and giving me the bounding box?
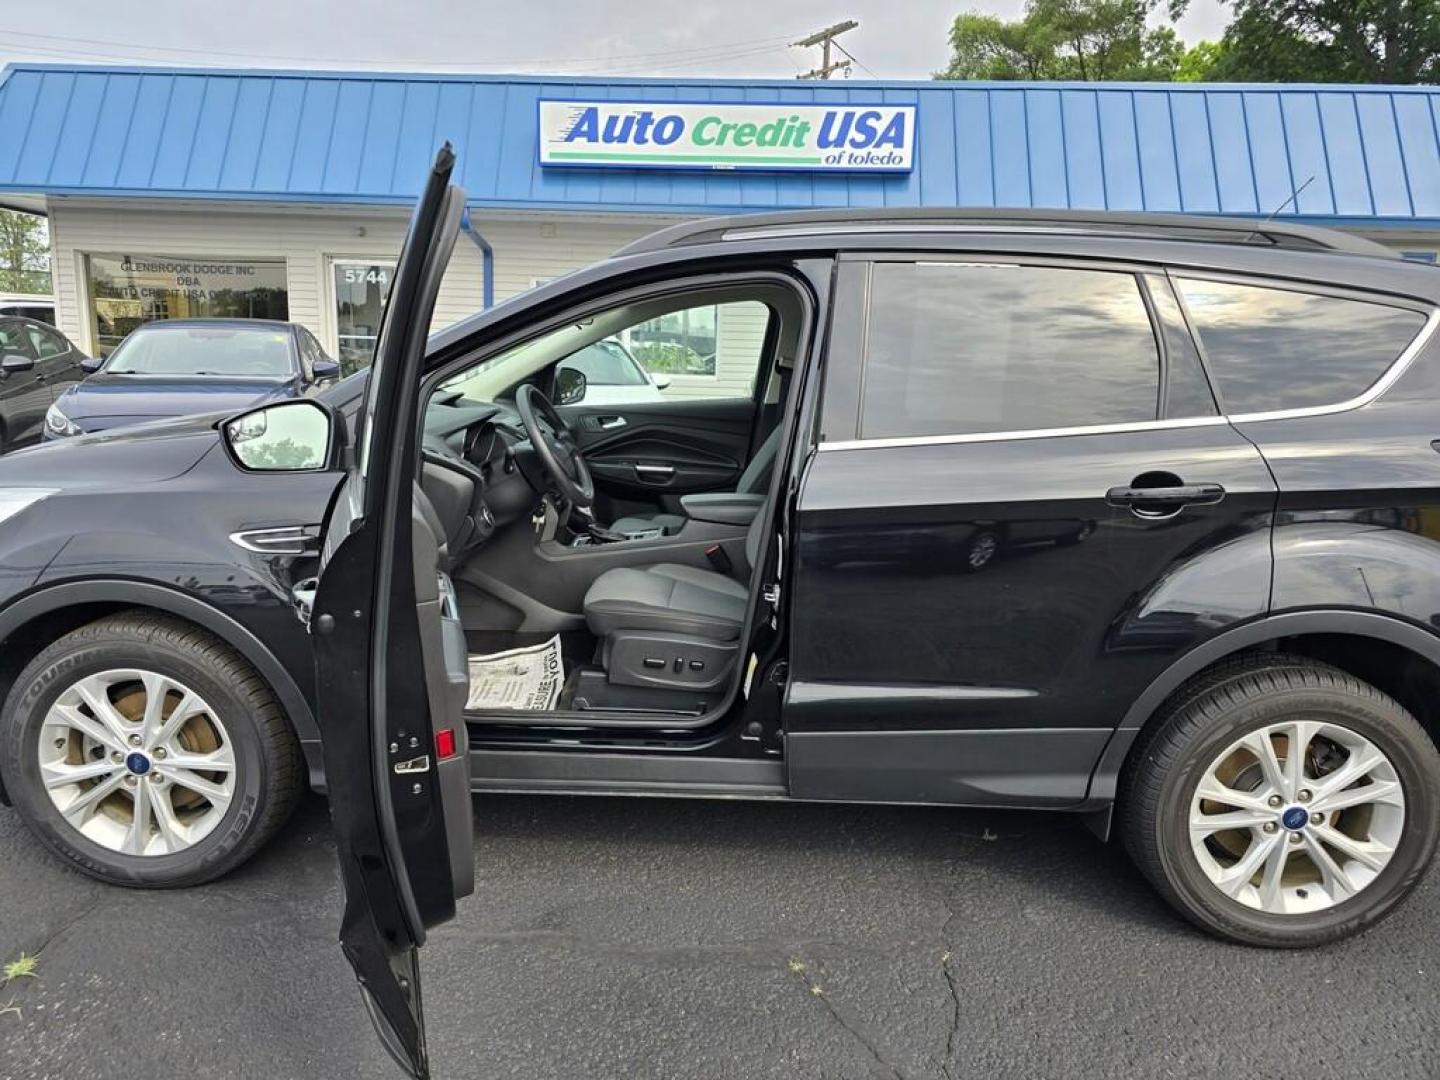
[0,62,1437,387]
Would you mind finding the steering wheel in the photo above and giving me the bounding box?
[515,383,595,508]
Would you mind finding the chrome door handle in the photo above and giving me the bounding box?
[634,463,675,481]
[597,416,627,430]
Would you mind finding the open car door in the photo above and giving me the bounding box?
[311,146,473,1079]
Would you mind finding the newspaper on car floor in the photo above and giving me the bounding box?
[465,634,564,711]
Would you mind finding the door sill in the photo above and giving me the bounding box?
[470,748,786,798]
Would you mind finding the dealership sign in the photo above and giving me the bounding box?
[538,100,915,173]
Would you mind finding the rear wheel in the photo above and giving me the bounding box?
[1121,655,1440,947]
[0,611,303,887]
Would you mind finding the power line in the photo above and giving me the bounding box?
[0,26,803,74]
[793,20,858,80]
[832,41,879,79]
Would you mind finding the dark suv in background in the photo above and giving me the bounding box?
[1,198,1438,1017]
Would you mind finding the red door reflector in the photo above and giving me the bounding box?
[435,728,457,760]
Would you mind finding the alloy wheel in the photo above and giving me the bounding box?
[37,669,236,856]
[1189,719,1405,915]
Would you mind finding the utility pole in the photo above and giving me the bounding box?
[793,20,858,80]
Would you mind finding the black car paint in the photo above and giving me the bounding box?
[0,316,86,448]
[0,224,1437,827]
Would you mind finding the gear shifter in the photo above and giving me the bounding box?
[587,522,628,544]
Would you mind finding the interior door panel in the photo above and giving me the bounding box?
[559,397,756,515]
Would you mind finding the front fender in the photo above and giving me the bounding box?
[0,578,324,791]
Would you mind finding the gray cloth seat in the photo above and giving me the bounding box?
[583,511,765,644]
[610,425,781,536]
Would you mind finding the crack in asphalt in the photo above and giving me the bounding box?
[940,953,962,1080]
[21,894,104,962]
[787,958,907,1080]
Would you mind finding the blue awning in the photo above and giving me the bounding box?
[1,63,1437,225]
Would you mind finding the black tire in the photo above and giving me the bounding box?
[0,611,303,887]
[1120,653,1440,947]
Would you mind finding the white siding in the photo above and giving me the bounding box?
[45,199,673,357]
[45,200,773,401]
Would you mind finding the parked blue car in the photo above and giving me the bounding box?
[44,318,340,439]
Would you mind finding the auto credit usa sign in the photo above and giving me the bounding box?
[538,100,916,173]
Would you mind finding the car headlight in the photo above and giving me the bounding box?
[44,402,81,437]
[0,489,55,527]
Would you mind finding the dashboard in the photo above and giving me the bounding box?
[418,392,536,563]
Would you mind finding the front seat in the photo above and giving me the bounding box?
[582,514,764,687]
[610,424,781,536]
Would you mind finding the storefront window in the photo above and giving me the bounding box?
[86,254,288,356]
[333,261,395,375]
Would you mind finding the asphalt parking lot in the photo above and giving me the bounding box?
[2,792,1438,1080]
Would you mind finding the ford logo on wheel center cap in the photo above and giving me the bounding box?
[124,751,151,776]
[1281,806,1309,831]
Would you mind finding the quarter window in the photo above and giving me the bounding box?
[859,263,1161,440]
[1175,278,1428,414]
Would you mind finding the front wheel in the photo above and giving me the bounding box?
[1121,655,1440,947]
[0,611,303,887]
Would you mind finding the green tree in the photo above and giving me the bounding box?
[0,210,50,294]
[1209,0,1439,83]
[938,0,1197,81]
[1174,38,1228,79]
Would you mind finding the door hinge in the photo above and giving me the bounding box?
[290,577,317,629]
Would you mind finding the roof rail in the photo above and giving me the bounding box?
[614,208,1398,260]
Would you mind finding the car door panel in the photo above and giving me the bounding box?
[560,396,756,513]
[0,321,46,446]
[787,424,1276,806]
[25,322,85,401]
[310,146,470,1080]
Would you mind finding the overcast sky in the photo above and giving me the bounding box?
[1,1,1229,80]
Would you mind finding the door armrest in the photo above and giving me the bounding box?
[678,492,764,526]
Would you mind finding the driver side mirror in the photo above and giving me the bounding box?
[80,356,103,374]
[312,358,341,382]
[221,399,337,473]
[555,366,587,406]
[0,353,34,375]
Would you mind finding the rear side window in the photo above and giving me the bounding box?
[860,263,1161,439]
[1175,278,1428,414]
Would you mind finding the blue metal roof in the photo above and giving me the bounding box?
[1,63,1438,226]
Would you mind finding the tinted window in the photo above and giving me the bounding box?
[104,325,294,378]
[0,322,35,359]
[24,323,67,359]
[21,306,54,325]
[1176,278,1427,413]
[859,263,1160,439]
[1143,275,1217,419]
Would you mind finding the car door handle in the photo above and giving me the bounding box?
[597,415,627,430]
[1106,482,1226,512]
[633,463,675,481]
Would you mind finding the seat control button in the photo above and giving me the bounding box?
[688,660,705,671]
[643,658,665,670]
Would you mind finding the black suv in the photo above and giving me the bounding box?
[3,150,1440,1075]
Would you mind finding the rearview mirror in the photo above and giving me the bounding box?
[312,358,341,381]
[222,399,336,473]
[0,353,34,374]
[79,356,103,374]
[555,366,587,405]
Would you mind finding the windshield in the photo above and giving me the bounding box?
[104,325,293,378]
[561,340,648,386]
